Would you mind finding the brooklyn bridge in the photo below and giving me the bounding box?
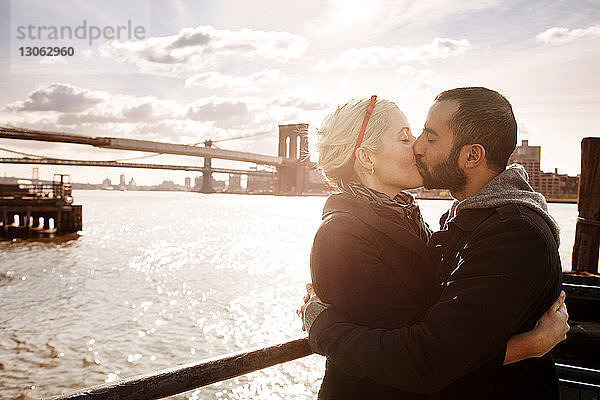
[0,123,328,195]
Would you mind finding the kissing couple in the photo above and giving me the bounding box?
[300,87,569,399]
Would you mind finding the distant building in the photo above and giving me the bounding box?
[212,179,226,191]
[509,140,579,200]
[305,167,331,194]
[119,174,126,190]
[102,178,112,189]
[228,174,241,191]
[508,140,541,189]
[247,174,273,193]
[539,169,580,200]
[158,180,178,191]
[127,178,137,190]
[184,176,191,190]
[0,176,19,184]
[194,175,203,191]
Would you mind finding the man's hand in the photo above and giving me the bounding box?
[532,290,570,356]
[297,283,320,331]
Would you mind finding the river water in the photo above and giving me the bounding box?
[0,191,578,399]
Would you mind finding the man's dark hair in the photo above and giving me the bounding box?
[435,87,517,172]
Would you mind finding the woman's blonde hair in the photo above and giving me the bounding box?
[315,97,399,188]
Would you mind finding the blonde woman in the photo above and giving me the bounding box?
[307,96,568,399]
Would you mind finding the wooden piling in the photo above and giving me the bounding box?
[56,209,62,234]
[572,137,600,273]
[26,207,31,237]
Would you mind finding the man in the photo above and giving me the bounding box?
[303,87,563,399]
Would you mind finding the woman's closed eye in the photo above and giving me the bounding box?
[399,128,411,142]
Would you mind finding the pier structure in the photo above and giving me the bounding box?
[0,174,82,240]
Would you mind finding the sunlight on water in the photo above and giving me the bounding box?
[0,192,578,399]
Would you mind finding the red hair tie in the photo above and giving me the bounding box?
[348,95,377,174]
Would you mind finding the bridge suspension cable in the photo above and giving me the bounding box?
[0,125,290,166]
[0,145,44,158]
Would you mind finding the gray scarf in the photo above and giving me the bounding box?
[446,164,561,245]
[338,180,431,242]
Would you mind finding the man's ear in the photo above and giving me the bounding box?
[462,144,486,169]
[355,147,374,171]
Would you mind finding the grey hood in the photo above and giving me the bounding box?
[448,164,560,245]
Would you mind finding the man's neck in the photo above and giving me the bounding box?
[451,169,500,201]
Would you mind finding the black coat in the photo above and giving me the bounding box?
[310,193,440,399]
[309,202,562,400]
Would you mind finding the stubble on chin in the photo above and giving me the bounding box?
[417,159,466,192]
[416,164,438,190]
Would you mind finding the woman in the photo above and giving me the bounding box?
[306,96,569,399]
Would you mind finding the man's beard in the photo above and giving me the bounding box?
[416,146,467,193]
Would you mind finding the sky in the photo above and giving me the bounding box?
[0,0,598,185]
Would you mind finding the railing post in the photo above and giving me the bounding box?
[572,137,600,273]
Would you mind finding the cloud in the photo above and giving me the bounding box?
[304,0,497,40]
[269,95,330,111]
[81,49,96,58]
[186,98,259,128]
[313,37,470,72]
[55,101,161,125]
[4,83,104,113]
[313,38,470,72]
[187,99,248,121]
[1,83,323,146]
[98,25,307,75]
[184,69,288,91]
[396,66,435,92]
[39,56,69,65]
[536,25,600,45]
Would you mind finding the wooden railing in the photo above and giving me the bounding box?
[46,338,312,400]
[42,276,599,400]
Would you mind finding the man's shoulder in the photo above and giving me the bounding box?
[476,204,556,247]
[452,204,551,236]
[446,204,561,283]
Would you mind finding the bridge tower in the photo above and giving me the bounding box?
[276,123,309,195]
[200,140,214,193]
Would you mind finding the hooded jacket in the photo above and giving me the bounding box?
[307,165,563,399]
[446,164,560,245]
[310,192,439,399]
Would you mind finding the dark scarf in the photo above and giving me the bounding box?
[338,180,431,243]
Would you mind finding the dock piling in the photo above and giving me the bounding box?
[572,137,600,273]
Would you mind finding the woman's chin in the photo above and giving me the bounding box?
[404,179,424,190]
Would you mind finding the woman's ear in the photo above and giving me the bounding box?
[355,147,374,172]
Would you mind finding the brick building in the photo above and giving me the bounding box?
[508,140,579,200]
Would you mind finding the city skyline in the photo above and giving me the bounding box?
[1,0,599,185]
[2,137,580,198]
